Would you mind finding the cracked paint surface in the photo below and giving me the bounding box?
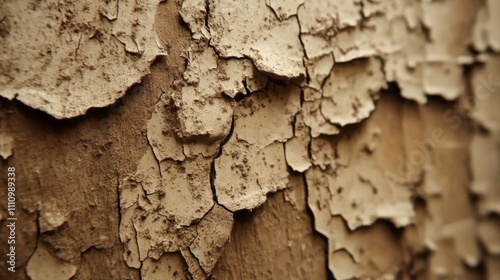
[0,0,164,119]
[116,0,500,278]
[1,0,500,279]
[121,0,498,279]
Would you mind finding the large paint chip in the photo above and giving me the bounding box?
[119,149,214,268]
[0,0,164,119]
[208,0,305,79]
[233,84,300,149]
[214,85,299,211]
[147,96,186,162]
[215,139,289,212]
[180,0,211,41]
[321,57,386,127]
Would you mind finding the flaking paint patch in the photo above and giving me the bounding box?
[328,219,403,279]
[470,56,500,217]
[208,0,305,79]
[180,0,211,41]
[321,57,386,127]
[232,84,300,149]
[126,149,214,227]
[181,247,207,280]
[470,132,500,215]
[214,85,299,211]
[471,55,500,132]
[299,0,482,103]
[479,216,500,255]
[303,98,341,137]
[285,113,312,172]
[305,54,334,90]
[403,99,484,277]
[182,47,268,99]
[178,92,232,142]
[0,0,164,119]
[20,0,496,278]
[118,149,215,269]
[189,205,233,274]
[215,139,289,212]
[472,0,500,52]
[147,96,186,162]
[307,95,414,232]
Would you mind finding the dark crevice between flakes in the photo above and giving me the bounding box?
[209,114,235,213]
[265,2,282,22]
[234,79,253,102]
[294,3,311,86]
[204,0,211,34]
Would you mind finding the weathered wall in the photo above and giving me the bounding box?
[0,0,499,279]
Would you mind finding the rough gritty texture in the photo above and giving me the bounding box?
[208,0,305,79]
[0,0,164,119]
[1,0,499,279]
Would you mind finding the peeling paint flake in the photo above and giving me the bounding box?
[233,84,300,148]
[321,57,386,127]
[119,149,215,269]
[470,132,500,215]
[79,0,500,279]
[178,91,233,141]
[183,47,268,99]
[215,139,289,212]
[285,113,312,172]
[0,0,164,119]
[181,247,208,280]
[208,0,305,79]
[189,205,233,274]
[180,0,211,41]
[147,96,186,162]
[306,94,416,278]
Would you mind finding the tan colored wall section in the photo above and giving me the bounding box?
[0,0,499,279]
